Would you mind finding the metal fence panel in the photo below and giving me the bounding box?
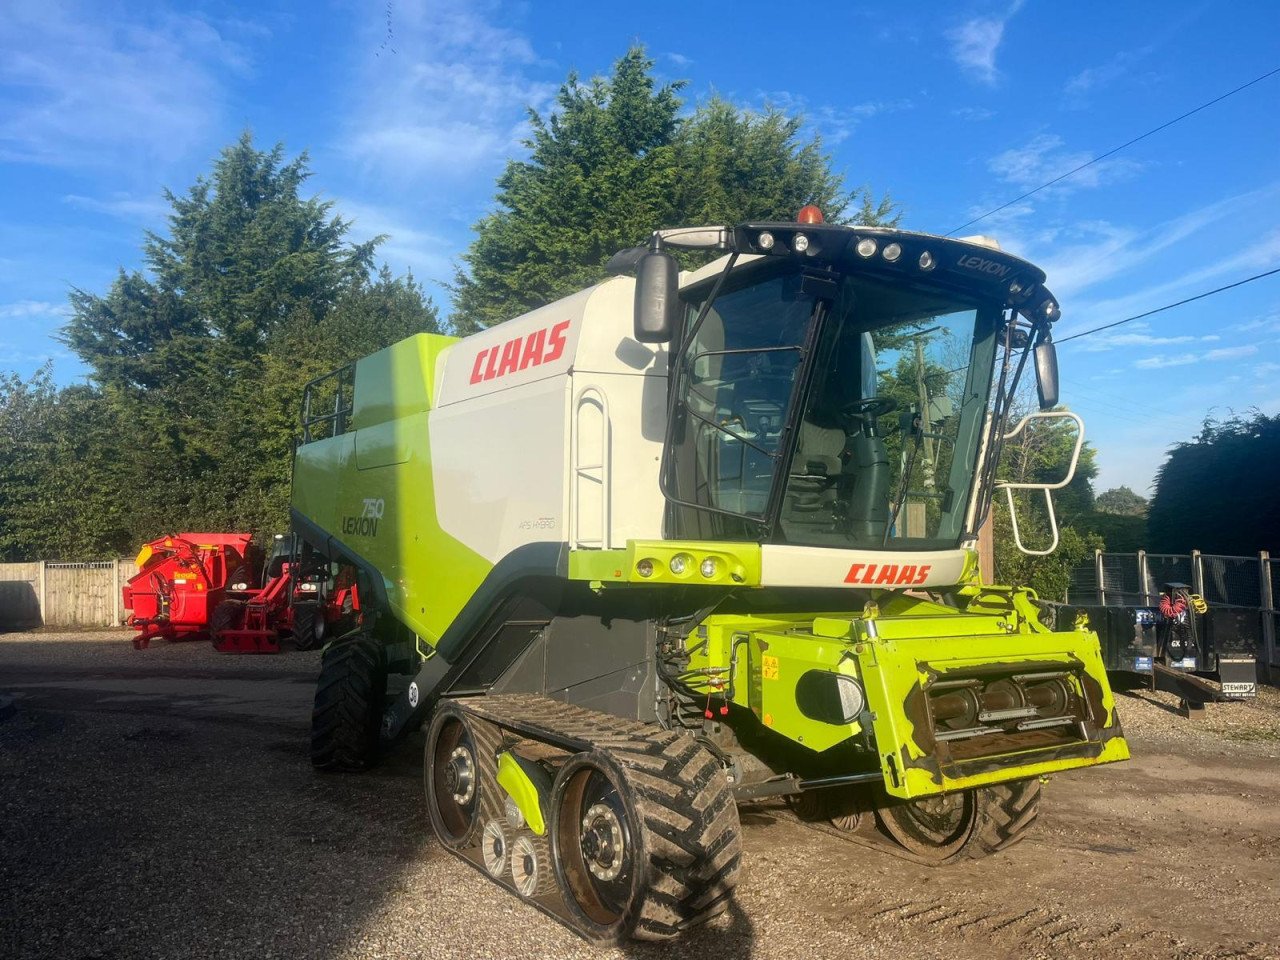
[1200,554,1262,608]
[1145,554,1194,598]
[1100,553,1143,606]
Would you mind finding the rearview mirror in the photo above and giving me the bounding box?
[634,251,680,343]
[1035,339,1059,410]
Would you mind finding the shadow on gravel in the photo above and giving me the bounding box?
[1117,689,1186,717]
[0,638,758,960]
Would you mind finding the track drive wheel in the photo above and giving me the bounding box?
[876,778,1041,863]
[424,702,503,851]
[209,599,244,644]
[550,740,741,944]
[291,601,325,650]
[310,632,386,771]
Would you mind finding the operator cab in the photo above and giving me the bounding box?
[632,213,1063,554]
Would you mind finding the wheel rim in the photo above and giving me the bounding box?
[555,764,635,925]
[430,717,480,845]
[879,789,975,860]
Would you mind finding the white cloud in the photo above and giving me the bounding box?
[757,91,913,145]
[988,183,1280,314]
[334,198,456,286]
[988,134,1143,194]
[0,300,71,320]
[63,192,169,222]
[341,3,555,183]
[0,2,247,168]
[664,52,693,67]
[946,2,1023,86]
[952,106,995,122]
[1134,344,1257,369]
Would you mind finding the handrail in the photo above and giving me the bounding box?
[301,364,355,443]
[572,386,612,550]
[994,410,1085,556]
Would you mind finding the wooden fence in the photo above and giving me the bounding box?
[0,560,139,629]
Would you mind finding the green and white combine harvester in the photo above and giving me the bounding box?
[292,208,1129,944]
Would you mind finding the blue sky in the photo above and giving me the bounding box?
[1,0,1277,495]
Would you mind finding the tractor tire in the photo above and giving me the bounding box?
[310,632,387,772]
[209,599,245,643]
[291,601,325,651]
[877,778,1041,863]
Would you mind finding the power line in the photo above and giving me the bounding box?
[946,65,1280,236]
[1056,267,1280,345]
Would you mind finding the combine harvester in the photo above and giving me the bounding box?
[291,209,1130,943]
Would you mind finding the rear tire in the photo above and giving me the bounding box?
[877,778,1041,863]
[291,601,325,651]
[310,633,386,771]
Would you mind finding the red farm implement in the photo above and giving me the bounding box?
[123,534,254,649]
[210,538,360,654]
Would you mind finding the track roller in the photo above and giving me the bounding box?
[481,819,511,878]
[511,834,552,899]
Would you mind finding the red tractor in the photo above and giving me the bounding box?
[210,535,360,654]
[122,534,254,649]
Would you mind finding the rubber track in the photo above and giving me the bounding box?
[310,634,385,771]
[425,703,505,850]
[460,694,743,942]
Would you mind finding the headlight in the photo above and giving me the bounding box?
[636,559,655,578]
[699,557,718,578]
[299,582,319,593]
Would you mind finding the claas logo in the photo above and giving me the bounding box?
[844,562,932,586]
[470,319,570,384]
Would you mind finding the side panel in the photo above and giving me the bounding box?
[293,336,495,645]
[431,376,570,564]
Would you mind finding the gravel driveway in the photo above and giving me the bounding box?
[2,631,1277,960]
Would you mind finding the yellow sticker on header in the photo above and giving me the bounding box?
[761,654,780,681]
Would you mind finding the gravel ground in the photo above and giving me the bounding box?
[1,631,1278,960]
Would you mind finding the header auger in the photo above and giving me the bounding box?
[291,211,1128,944]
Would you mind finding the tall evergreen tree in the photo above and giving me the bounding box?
[1149,412,1280,553]
[9,133,445,556]
[450,47,894,333]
